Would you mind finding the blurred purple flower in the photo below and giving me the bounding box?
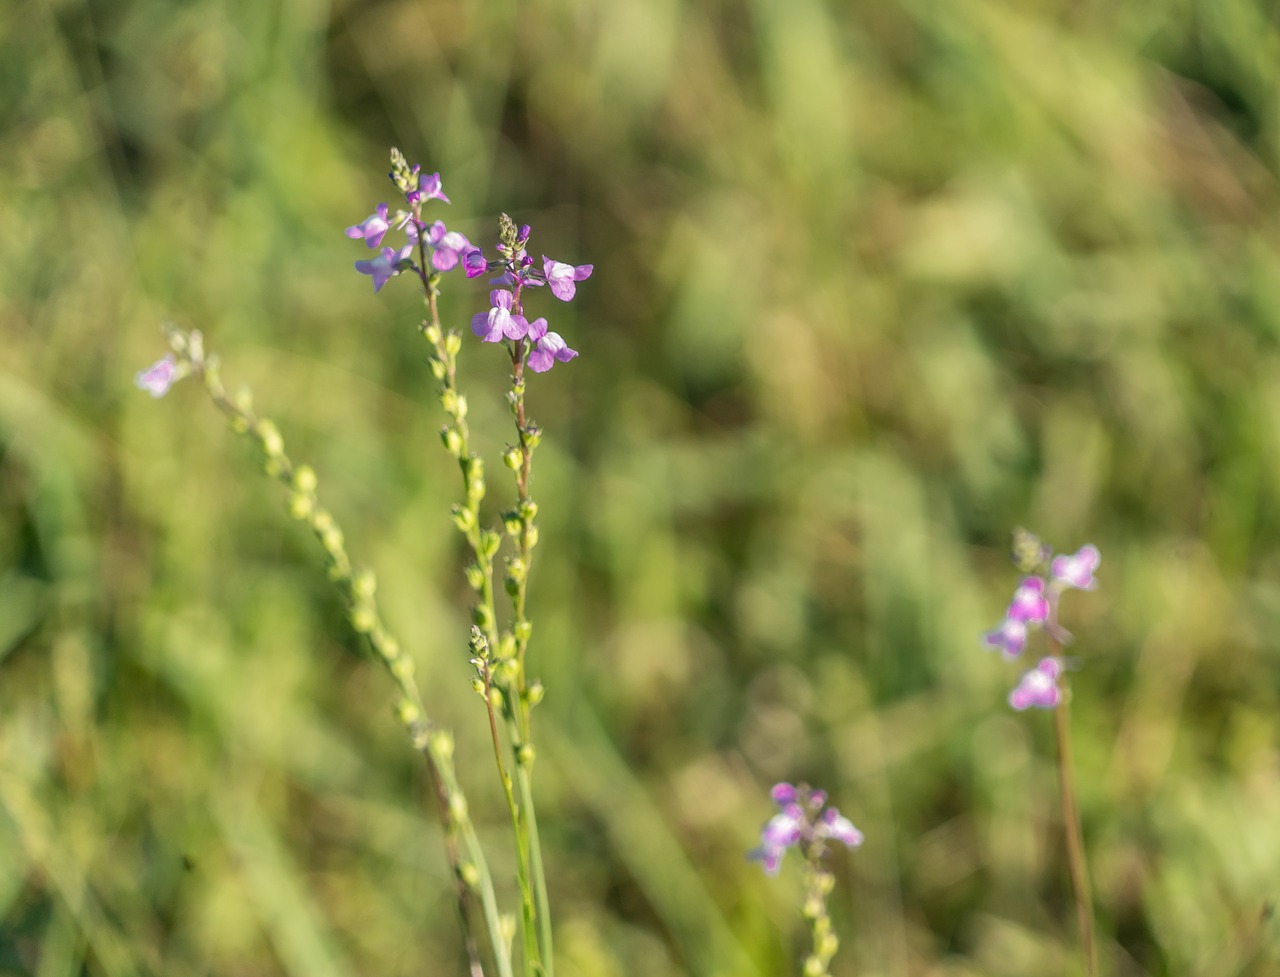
[542,256,593,301]
[1007,576,1050,624]
[355,245,414,292]
[345,203,391,249]
[1051,544,1100,591]
[408,171,450,206]
[135,355,179,398]
[1009,657,1063,711]
[748,782,863,877]
[983,617,1029,659]
[427,221,473,272]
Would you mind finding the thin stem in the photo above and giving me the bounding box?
[169,329,513,977]
[1052,683,1097,977]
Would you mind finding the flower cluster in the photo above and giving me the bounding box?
[466,213,587,373]
[345,149,467,293]
[982,529,1100,710]
[748,783,863,876]
[345,150,589,374]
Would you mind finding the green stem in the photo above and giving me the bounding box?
[166,327,513,977]
[1053,680,1097,977]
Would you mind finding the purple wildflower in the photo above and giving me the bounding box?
[135,355,180,398]
[355,245,415,293]
[408,171,449,206]
[464,248,489,279]
[1007,576,1050,624]
[345,203,391,249]
[748,783,863,877]
[983,617,1029,659]
[1051,544,1100,591]
[542,256,593,301]
[427,221,473,272]
[526,317,578,372]
[1009,657,1063,711]
[472,290,528,342]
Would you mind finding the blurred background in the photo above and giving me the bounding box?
[3,0,1280,974]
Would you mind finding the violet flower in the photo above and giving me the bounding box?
[472,289,528,342]
[427,222,473,273]
[983,617,1030,659]
[345,203,391,249]
[542,256,593,301]
[1007,576,1050,624]
[408,171,449,206]
[526,317,578,372]
[355,245,415,293]
[1009,657,1063,711]
[135,355,180,398]
[748,782,863,877]
[1051,544,1101,591]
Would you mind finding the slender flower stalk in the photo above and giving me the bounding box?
[137,326,514,977]
[984,529,1099,976]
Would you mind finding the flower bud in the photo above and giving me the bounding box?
[255,420,284,458]
[350,607,375,633]
[288,493,313,520]
[353,568,377,600]
[464,564,485,591]
[471,677,486,695]
[516,743,536,767]
[391,655,414,681]
[479,530,502,559]
[503,445,523,470]
[292,465,317,494]
[513,620,532,644]
[450,503,475,533]
[522,424,542,450]
[444,331,462,356]
[526,681,545,706]
[502,511,523,537]
[472,604,493,630]
[428,356,447,380]
[396,698,421,725]
[423,323,443,345]
[233,386,253,414]
[440,426,464,457]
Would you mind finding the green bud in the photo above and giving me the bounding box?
[321,525,344,555]
[396,698,420,725]
[464,564,485,591]
[440,426,464,457]
[527,680,545,706]
[479,530,502,559]
[423,323,443,345]
[503,445,523,470]
[432,729,455,760]
[468,625,489,655]
[516,743,536,767]
[390,655,414,681]
[450,503,475,533]
[471,677,486,695]
[440,388,459,414]
[495,656,518,682]
[526,526,539,549]
[288,493,313,520]
[522,423,542,449]
[502,512,522,537]
[312,509,333,533]
[444,331,462,356]
[472,604,493,630]
[455,395,468,419]
[230,415,250,434]
[489,686,505,709]
[504,573,519,598]
[350,607,375,633]
[460,862,480,888]
[498,634,516,659]
[428,356,447,380]
[499,913,517,946]
[263,458,283,478]
[292,465,317,494]
[255,420,283,458]
[518,499,538,521]
[380,636,400,658]
[232,386,253,414]
[513,620,532,644]
[353,568,376,600]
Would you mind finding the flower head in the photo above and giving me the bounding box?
[472,289,528,343]
[1007,576,1050,624]
[1009,657,1063,711]
[345,203,391,249]
[526,317,578,372]
[135,355,182,398]
[748,783,863,877]
[983,616,1029,659]
[427,221,473,272]
[355,245,415,292]
[542,256,593,301]
[408,171,450,206]
[1051,544,1100,591]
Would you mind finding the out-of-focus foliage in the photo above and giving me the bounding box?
[3,0,1279,974]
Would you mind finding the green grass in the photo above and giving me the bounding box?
[3,0,1280,974]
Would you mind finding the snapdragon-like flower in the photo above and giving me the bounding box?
[406,170,449,206]
[1009,657,1063,711]
[427,221,473,272]
[134,355,181,398]
[748,783,863,877]
[1051,544,1100,591]
[541,256,593,301]
[472,289,529,342]
[526,317,578,373]
[983,617,1030,659]
[355,245,415,293]
[345,203,391,249]
[463,248,488,279]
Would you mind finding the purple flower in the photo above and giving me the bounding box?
[345,203,391,248]
[355,245,415,293]
[983,617,1029,659]
[542,256,593,301]
[427,221,473,272]
[1009,657,1063,711]
[526,317,578,372]
[135,355,180,398]
[408,171,449,206]
[748,782,863,877]
[1051,544,1100,591]
[1007,576,1050,624]
[464,248,489,279]
[472,290,528,342]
